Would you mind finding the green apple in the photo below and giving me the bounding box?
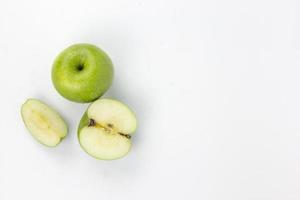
[21,99,68,147]
[78,98,137,160]
[52,44,114,103]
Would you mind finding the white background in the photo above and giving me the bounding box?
[1,0,300,199]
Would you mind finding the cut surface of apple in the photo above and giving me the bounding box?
[78,98,137,160]
[21,99,68,147]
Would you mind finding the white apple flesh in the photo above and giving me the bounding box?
[78,99,137,160]
[21,99,68,147]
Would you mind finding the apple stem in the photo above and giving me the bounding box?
[118,132,131,139]
[88,119,96,127]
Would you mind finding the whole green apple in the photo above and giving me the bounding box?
[52,44,114,102]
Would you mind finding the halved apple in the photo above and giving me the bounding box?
[21,99,68,147]
[78,98,137,160]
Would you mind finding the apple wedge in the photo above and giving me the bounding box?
[78,98,137,160]
[21,99,68,147]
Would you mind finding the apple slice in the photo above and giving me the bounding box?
[21,99,68,147]
[78,98,137,160]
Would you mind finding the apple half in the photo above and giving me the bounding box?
[78,98,137,160]
[21,99,68,147]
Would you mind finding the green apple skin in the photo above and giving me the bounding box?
[78,111,89,137]
[52,44,114,103]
